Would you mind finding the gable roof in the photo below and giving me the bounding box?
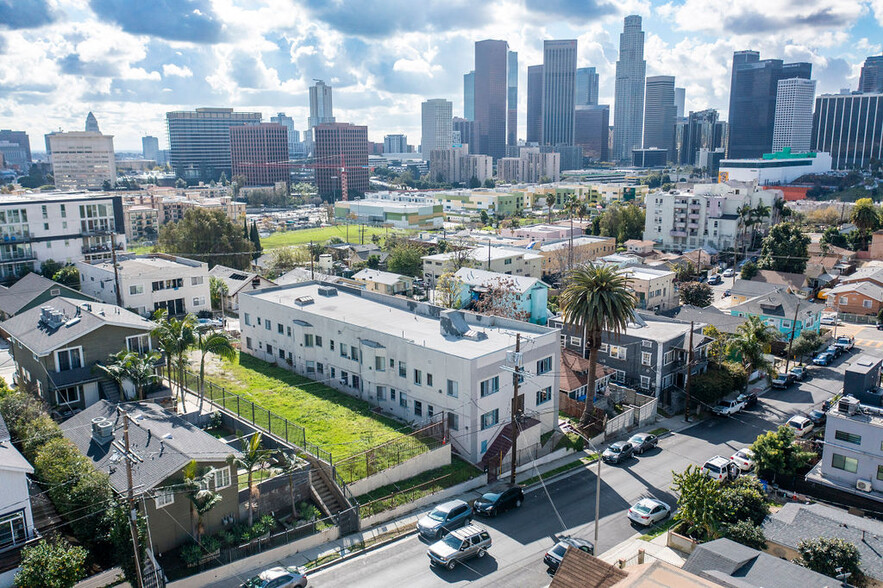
[730,290,821,320]
[729,279,785,299]
[826,280,883,301]
[1,297,154,356]
[560,349,614,392]
[842,265,883,286]
[61,400,239,494]
[683,538,838,588]
[352,268,409,286]
[454,267,548,294]
[208,265,275,296]
[550,547,628,588]
[666,305,747,335]
[752,270,806,290]
[762,502,883,581]
[0,272,86,317]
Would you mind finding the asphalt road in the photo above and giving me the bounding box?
[306,347,857,588]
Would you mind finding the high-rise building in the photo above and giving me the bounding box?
[576,67,599,106]
[463,71,475,120]
[230,123,288,186]
[0,130,31,164]
[859,56,883,94]
[726,51,811,159]
[527,65,544,144]
[421,99,453,161]
[474,39,508,160]
[429,145,493,185]
[85,111,100,133]
[270,112,301,157]
[643,75,677,160]
[498,148,560,183]
[167,108,262,182]
[812,92,883,169]
[313,123,369,200]
[682,109,723,166]
[142,135,159,162]
[508,51,518,146]
[47,131,116,190]
[674,87,685,118]
[542,40,577,147]
[613,15,647,162]
[308,80,335,130]
[772,78,816,152]
[383,134,408,153]
[575,105,609,161]
[452,118,479,154]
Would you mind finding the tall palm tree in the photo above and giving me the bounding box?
[750,202,772,249]
[97,350,161,401]
[737,204,754,260]
[546,193,556,223]
[565,195,579,271]
[195,329,236,412]
[234,432,272,526]
[728,316,779,392]
[560,264,636,426]
[152,310,197,408]
[182,460,223,543]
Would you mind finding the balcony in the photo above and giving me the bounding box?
[82,243,123,255]
[673,201,688,208]
[0,232,30,243]
[670,230,687,237]
[688,214,700,220]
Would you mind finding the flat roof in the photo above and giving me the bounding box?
[423,247,544,262]
[247,282,556,359]
[620,267,674,280]
[85,254,203,272]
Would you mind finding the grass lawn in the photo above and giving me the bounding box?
[639,517,679,541]
[261,225,409,249]
[128,244,154,254]
[203,353,414,462]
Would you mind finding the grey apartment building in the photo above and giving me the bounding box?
[167,107,262,182]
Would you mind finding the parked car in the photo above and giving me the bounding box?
[712,398,745,416]
[627,433,659,455]
[472,486,524,517]
[808,410,827,426]
[708,274,723,285]
[834,336,855,352]
[876,322,883,331]
[544,537,594,574]
[786,415,814,437]
[601,441,635,464]
[826,345,843,359]
[627,498,671,526]
[730,448,755,471]
[427,525,492,570]
[701,455,740,483]
[417,499,473,540]
[789,366,808,381]
[820,315,840,326]
[737,391,758,409]
[771,373,796,389]
[241,566,308,588]
[722,268,735,278]
[813,352,834,366]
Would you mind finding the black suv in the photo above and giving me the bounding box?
[473,486,524,517]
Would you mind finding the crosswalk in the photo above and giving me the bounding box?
[856,338,883,348]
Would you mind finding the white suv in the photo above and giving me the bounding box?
[701,456,739,483]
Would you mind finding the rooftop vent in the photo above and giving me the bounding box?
[229,273,247,281]
[839,395,860,416]
[317,285,338,297]
[39,307,65,329]
[440,309,487,341]
[91,417,114,445]
[295,296,314,306]
[251,277,261,289]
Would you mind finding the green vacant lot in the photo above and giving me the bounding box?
[204,353,413,462]
[261,225,402,249]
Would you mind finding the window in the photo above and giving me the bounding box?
[265,320,271,331]
[213,466,231,490]
[840,296,849,305]
[399,392,408,408]
[287,326,291,337]
[599,343,608,353]
[878,465,883,481]
[330,340,335,351]
[330,367,335,378]
[352,375,360,389]
[55,347,83,372]
[246,337,252,350]
[266,344,273,355]
[244,313,251,326]
[56,385,81,406]
[428,405,434,417]
[447,379,458,397]
[50,288,60,296]
[340,343,347,357]
[864,299,873,309]
[305,334,314,347]
[835,430,862,445]
[399,362,407,378]
[390,388,396,400]
[481,409,499,430]
[277,323,284,334]
[536,386,552,405]
[664,350,675,365]
[614,369,626,383]
[41,205,47,219]
[129,284,144,295]
[641,352,652,366]
[315,336,323,347]
[427,373,433,387]
[570,336,582,347]
[831,453,858,473]
[640,375,651,389]
[414,369,422,385]
[642,340,652,348]
[389,358,395,368]
[351,346,359,361]
[376,386,386,401]
[609,346,627,360]
[126,334,151,354]
[317,362,324,374]
[448,412,459,431]
[257,317,261,325]
[375,356,386,371]
[306,360,315,373]
[480,376,500,397]
[340,371,349,386]
[504,258,512,265]
[414,400,423,417]
[536,357,552,374]
[154,489,174,508]
[191,276,204,286]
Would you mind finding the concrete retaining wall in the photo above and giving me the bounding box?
[666,523,699,554]
[360,475,487,530]
[348,444,451,497]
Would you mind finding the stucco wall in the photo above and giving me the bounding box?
[348,443,451,497]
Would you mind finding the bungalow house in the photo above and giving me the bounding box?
[351,269,413,296]
[825,281,883,316]
[559,349,614,401]
[61,400,241,554]
[840,265,883,288]
[729,290,823,338]
[727,279,787,305]
[208,265,276,313]
[0,273,95,321]
[623,239,655,256]
[2,298,156,413]
[750,270,808,295]
[454,267,549,324]
[0,413,36,557]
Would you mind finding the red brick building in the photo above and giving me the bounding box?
[230,123,288,186]
[314,122,369,201]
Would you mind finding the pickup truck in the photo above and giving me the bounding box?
[712,398,745,416]
[833,336,855,352]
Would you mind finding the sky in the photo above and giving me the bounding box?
[0,0,881,153]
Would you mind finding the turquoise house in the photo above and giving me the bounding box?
[728,290,823,338]
[453,267,549,325]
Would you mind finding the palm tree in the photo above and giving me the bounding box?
[577,201,590,224]
[737,204,754,260]
[560,264,636,426]
[750,202,772,249]
[152,310,197,408]
[565,195,579,271]
[234,432,272,526]
[728,316,779,393]
[276,450,301,522]
[97,350,161,401]
[546,193,556,223]
[182,460,223,543]
[195,329,236,412]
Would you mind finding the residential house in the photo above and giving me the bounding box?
[500,223,582,242]
[77,253,211,317]
[619,266,677,311]
[729,291,822,338]
[725,279,786,305]
[559,349,614,401]
[2,298,156,412]
[808,241,857,263]
[551,548,718,588]
[825,281,883,316]
[453,267,549,325]
[421,247,544,287]
[238,282,561,464]
[0,413,36,557]
[870,230,883,260]
[665,305,747,335]
[762,503,883,585]
[351,269,413,296]
[0,273,95,320]
[750,270,808,294]
[327,243,389,268]
[623,239,655,255]
[841,265,883,288]
[208,265,276,314]
[535,236,617,278]
[60,400,240,554]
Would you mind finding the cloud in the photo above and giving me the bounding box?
[0,0,57,30]
[524,0,617,22]
[88,0,225,43]
[0,35,6,54]
[162,63,193,78]
[301,0,492,37]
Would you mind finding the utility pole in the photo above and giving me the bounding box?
[309,240,315,280]
[684,321,694,422]
[487,239,491,270]
[784,302,800,374]
[509,334,521,486]
[115,408,145,588]
[110,232,122,308]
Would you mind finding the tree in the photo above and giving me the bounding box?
[194,329,236,412]
[750,202,772,248]
[719,477,769,526]
[679,281,713,307]
[40,259,63,278]
[435,272,463,309]
[249,221,263,260]
[53,265,80,290]
[157,208,254,270]
[182,460,224,542]
[703,325,728,368]
[473,276,531,321]
[791,329,823,363]
[750,425,814,483]
[209,275,229,313]
[175,177,187,188]
[821,226,849,250]
[546,193,556,223]
[15,538,88,588]
[728,315,778,390]
[219,171,228,186]
[724,520,767,550]
[479,210,490,226]
[97,350,160,401]
[795,537,863,583]
[672,465,724,541]
[387,243,423,277]
[560,264,636,425]
[234,432,272,526]
[468,176,481,189]
[152,310,197,406]
[483,178,495,188]
[740,261,758,280]
[268,246,308,275]
[366,254,381,269]
[851,197,880,250]
[599,203,645,243]
[673,260,697,283]
[758,222,810,274]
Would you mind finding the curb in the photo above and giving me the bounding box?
[305,525,419,575]
[523,454,600,492]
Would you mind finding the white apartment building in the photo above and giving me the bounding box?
[421,99,453,161]
[238,282,561,464]
[619,266,678,311]
[498,148,561,184]
[47,131,116,191]
[643,182,782,252]
[76,253,210,317]
[429,146,493,185]
[422,247,545,286]
[0,192,126,282]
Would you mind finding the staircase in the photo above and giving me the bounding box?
[99,379,121,401]
[479,427,513,471]
[309,467,344,518]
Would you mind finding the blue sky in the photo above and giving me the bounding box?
[0,0,881,152]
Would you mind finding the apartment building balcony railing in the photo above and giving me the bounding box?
[670,230,687,237]
[688,213,701,220]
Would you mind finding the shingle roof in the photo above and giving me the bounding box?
[666,305,747,335]
[560,350,614,393]
[826,280,883,301]
[683,538,838,588]
[752,270,806,289]
[730,290,822,320]
[0,272,81,317]
[1,297,154,356]
[843,265,883,285]
[209,265,275,295]
[550,547,628,588]
[352,268,409,286]
[61,400,240,494]
[729,279,784,298]
[762,502,883,582]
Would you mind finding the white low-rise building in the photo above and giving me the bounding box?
[619,266,678,311]
[238,282,561,464]
[422,247,545,287]
[719,149,832,185]
[76,253,211,317]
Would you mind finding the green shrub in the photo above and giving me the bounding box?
[19,414,62,462]
[719,477,769,526]
[180,543,203,567]
[200,535,221,553]
[724,520,767,550]
[15,538,88,588]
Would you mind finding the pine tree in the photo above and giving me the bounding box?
[249,221,263,260]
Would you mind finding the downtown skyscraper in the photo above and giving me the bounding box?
[613,15,646,162]
[859,56,883,93]
[526,64,543,144]
[474,39,508,160]
[576,67,599,106]
[542,40,577,146]
[643,75,677,160]
[772,78,816,152]
[463,71,475,120]
[308,80,335,130]
[508,51,518,146]
[421,99,453,160]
